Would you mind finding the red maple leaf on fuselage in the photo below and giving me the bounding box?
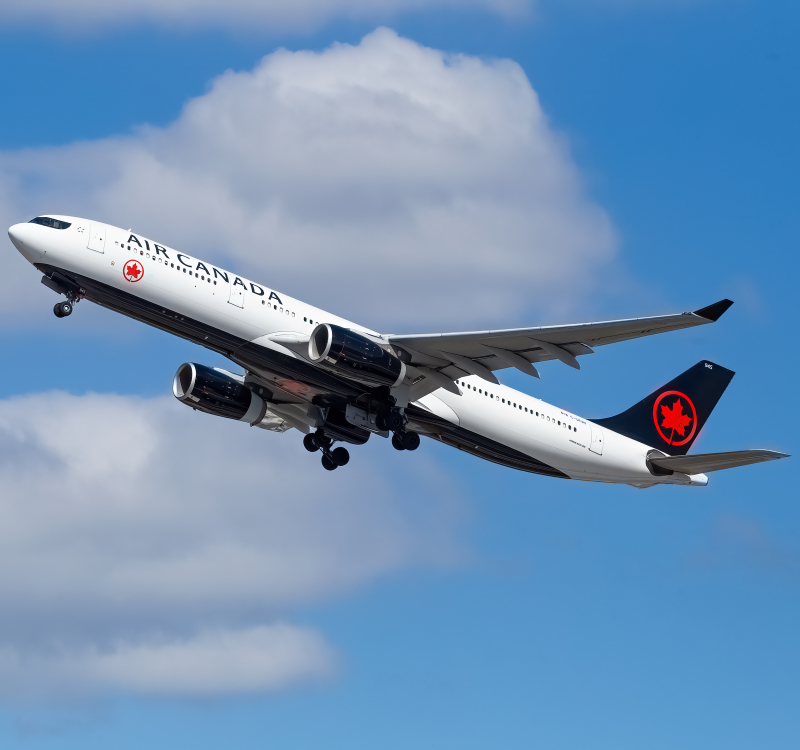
[660,399,692,438]
[125,263,141,279]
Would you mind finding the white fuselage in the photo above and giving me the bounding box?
[8,216,707,488]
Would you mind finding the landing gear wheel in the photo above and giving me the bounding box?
[392,433,406,451]
[402,431,421,451]
[303,434,318,452]
[321,454,337,471]
[331,447,350,466]
[313,431,331,450]
[54,301,72,318]
[387,412,404,431]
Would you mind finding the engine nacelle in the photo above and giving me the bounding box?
[173,363,266,423]
[308,324,405,389]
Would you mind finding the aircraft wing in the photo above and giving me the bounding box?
[388,299,733,398]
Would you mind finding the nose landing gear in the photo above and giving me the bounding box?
[53,301,73,318]
[304,430,350,470]
[50,284,85,318]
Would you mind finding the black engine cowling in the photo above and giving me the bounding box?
[173,363,266,423]
[308,324,405,389]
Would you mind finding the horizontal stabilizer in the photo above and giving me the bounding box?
[650,449,788,474]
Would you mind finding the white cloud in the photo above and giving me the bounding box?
[1,29,617,331]
[0,390,463,699]
[0,0,527,31]
[0,626,336,699]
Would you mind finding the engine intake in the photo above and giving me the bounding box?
[173,363,266,423]
[309,324,405,388]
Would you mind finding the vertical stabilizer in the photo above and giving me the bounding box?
[593,361,735,455]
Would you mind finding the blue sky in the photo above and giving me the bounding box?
[0,1,798,748]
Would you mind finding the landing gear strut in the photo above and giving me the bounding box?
[304,430,350,470]
[52,286,84,319]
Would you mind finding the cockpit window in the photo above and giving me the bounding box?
[29,217,71,230]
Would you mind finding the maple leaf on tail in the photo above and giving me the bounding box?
[125,263,141,279]
[661,399,692,441]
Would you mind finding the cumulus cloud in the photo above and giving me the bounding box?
[1,29,617,331]
[0,390,463,700]
[0,0,527,31]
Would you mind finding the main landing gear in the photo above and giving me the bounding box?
[374,402,420,451]
[303,431,350,471]
[391,430,421,452]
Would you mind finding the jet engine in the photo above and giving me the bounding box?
[308,324,406,388]
[173,363,266,424]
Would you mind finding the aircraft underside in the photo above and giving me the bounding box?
[42,262,568,477]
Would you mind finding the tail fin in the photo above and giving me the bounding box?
[594,361,735,455]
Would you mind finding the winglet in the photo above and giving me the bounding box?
[694,299,734,322]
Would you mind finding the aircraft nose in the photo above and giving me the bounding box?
[8,222,42,262]
[7,223,24,248]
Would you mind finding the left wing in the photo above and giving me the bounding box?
[389,300,733,399]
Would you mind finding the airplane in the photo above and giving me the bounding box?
[7,215,788,488]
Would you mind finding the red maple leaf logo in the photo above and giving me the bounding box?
[660,399,692,440]
[125,262,141,279]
